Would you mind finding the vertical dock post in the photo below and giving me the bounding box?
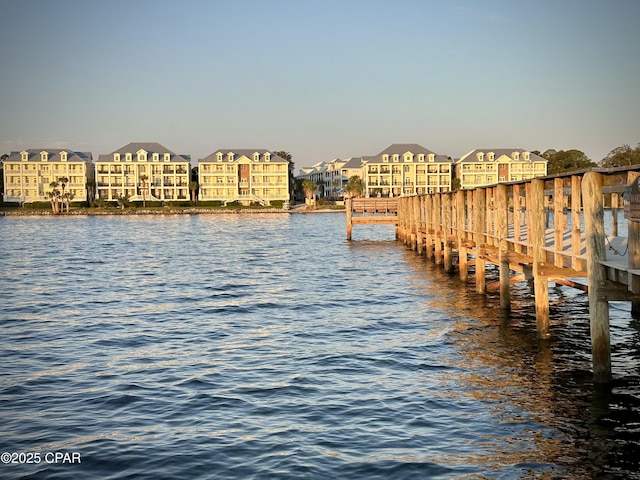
[582,172,611,382]
[457,189,468,281]
[346,196,353,241]
[474,188,487,294]
[571,175,582,271]
[413,195,421,252]
[443,193,453,272]
[531,179,550,339]
[497,184,510,310]
[628,172,640,316]
[417,196,424,255]
[434,193,443,265]
[513,184,522,254]
[425,194,433,260]
[554,178,565,268]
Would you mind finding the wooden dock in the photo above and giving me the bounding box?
[346,167,640,382]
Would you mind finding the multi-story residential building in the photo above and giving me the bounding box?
[455,149,548,189]
[296,158,348,199]
[95,142,191,202]
[339,157,364,184]
[2,149,93,203]
[198,149,289,205]
[363,144,452,197]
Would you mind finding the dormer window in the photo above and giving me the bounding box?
[523,152,530,161]
[404,154,413,162]
[40,151,48,162]
[216,152,223,162]
[382,154,389,163]
[164,153,170,162]
[264,152,271,162]
[418,154,425,162]
[21,151,28,161]
[60,151,67,161]
[114,153,120,162]
[392,154,399,162]
[227,152,234,162]
[477,152,484,161]
[488,152,495,161]
[428,153,435,162]
[253,152,260,162]
[152,153,159,162]
[125,153,132,162]
[512,151,520,161]
[137,150,147,162]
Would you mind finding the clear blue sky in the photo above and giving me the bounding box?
[1,0,638,168]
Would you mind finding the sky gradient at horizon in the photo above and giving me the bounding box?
[1,0,638,168]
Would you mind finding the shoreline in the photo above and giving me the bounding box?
[0,207,345,217]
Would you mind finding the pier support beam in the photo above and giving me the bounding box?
[474,188,486,294]
[531,179,550,339]
[457,190,468,281]
[497,184,511,311]
[346,197,353,241]
[583,172,612,383]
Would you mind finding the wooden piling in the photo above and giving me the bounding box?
[531,179,550,339]
[457,190,468,281]
[474,188,486,294]
[582,172,611,382]
[346,197,353,241]
[629,172,640,316]
[497,184,510,310]
[443,193,452,272]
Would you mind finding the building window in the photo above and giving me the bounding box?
[164,154,170,162]
[114,153,120,162]
[382,155,389,163]
[21,152,28,161]
[428,154,435,162]
[264,152,271,162]
[153,153,159,162]
[41,151,48,162]
[392,154,399,162]
[125,153,132,161]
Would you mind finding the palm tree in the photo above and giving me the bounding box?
[301,179,318,207]
[85,178,96,206]
[57,177,69,212]
[139,175,149,207]
[189,180,199,205]
[48,181,60,214]
[62,192,75,213]
[344,176,364,198]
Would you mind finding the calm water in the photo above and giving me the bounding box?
[1,212,640,480]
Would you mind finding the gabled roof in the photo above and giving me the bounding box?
[341,157,365,169]
[199,149,288,163]
[367,144,450,164]
[457,148,546,164]
[6,149,92,162]
[97,142,190,163]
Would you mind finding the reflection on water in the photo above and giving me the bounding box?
[0,213,639,479]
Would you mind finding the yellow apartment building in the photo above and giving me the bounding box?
[198,149,289,205]
[456,149,548,189]
[95,142,191,202]
[363,144,453,197]
[2,149,93,203]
